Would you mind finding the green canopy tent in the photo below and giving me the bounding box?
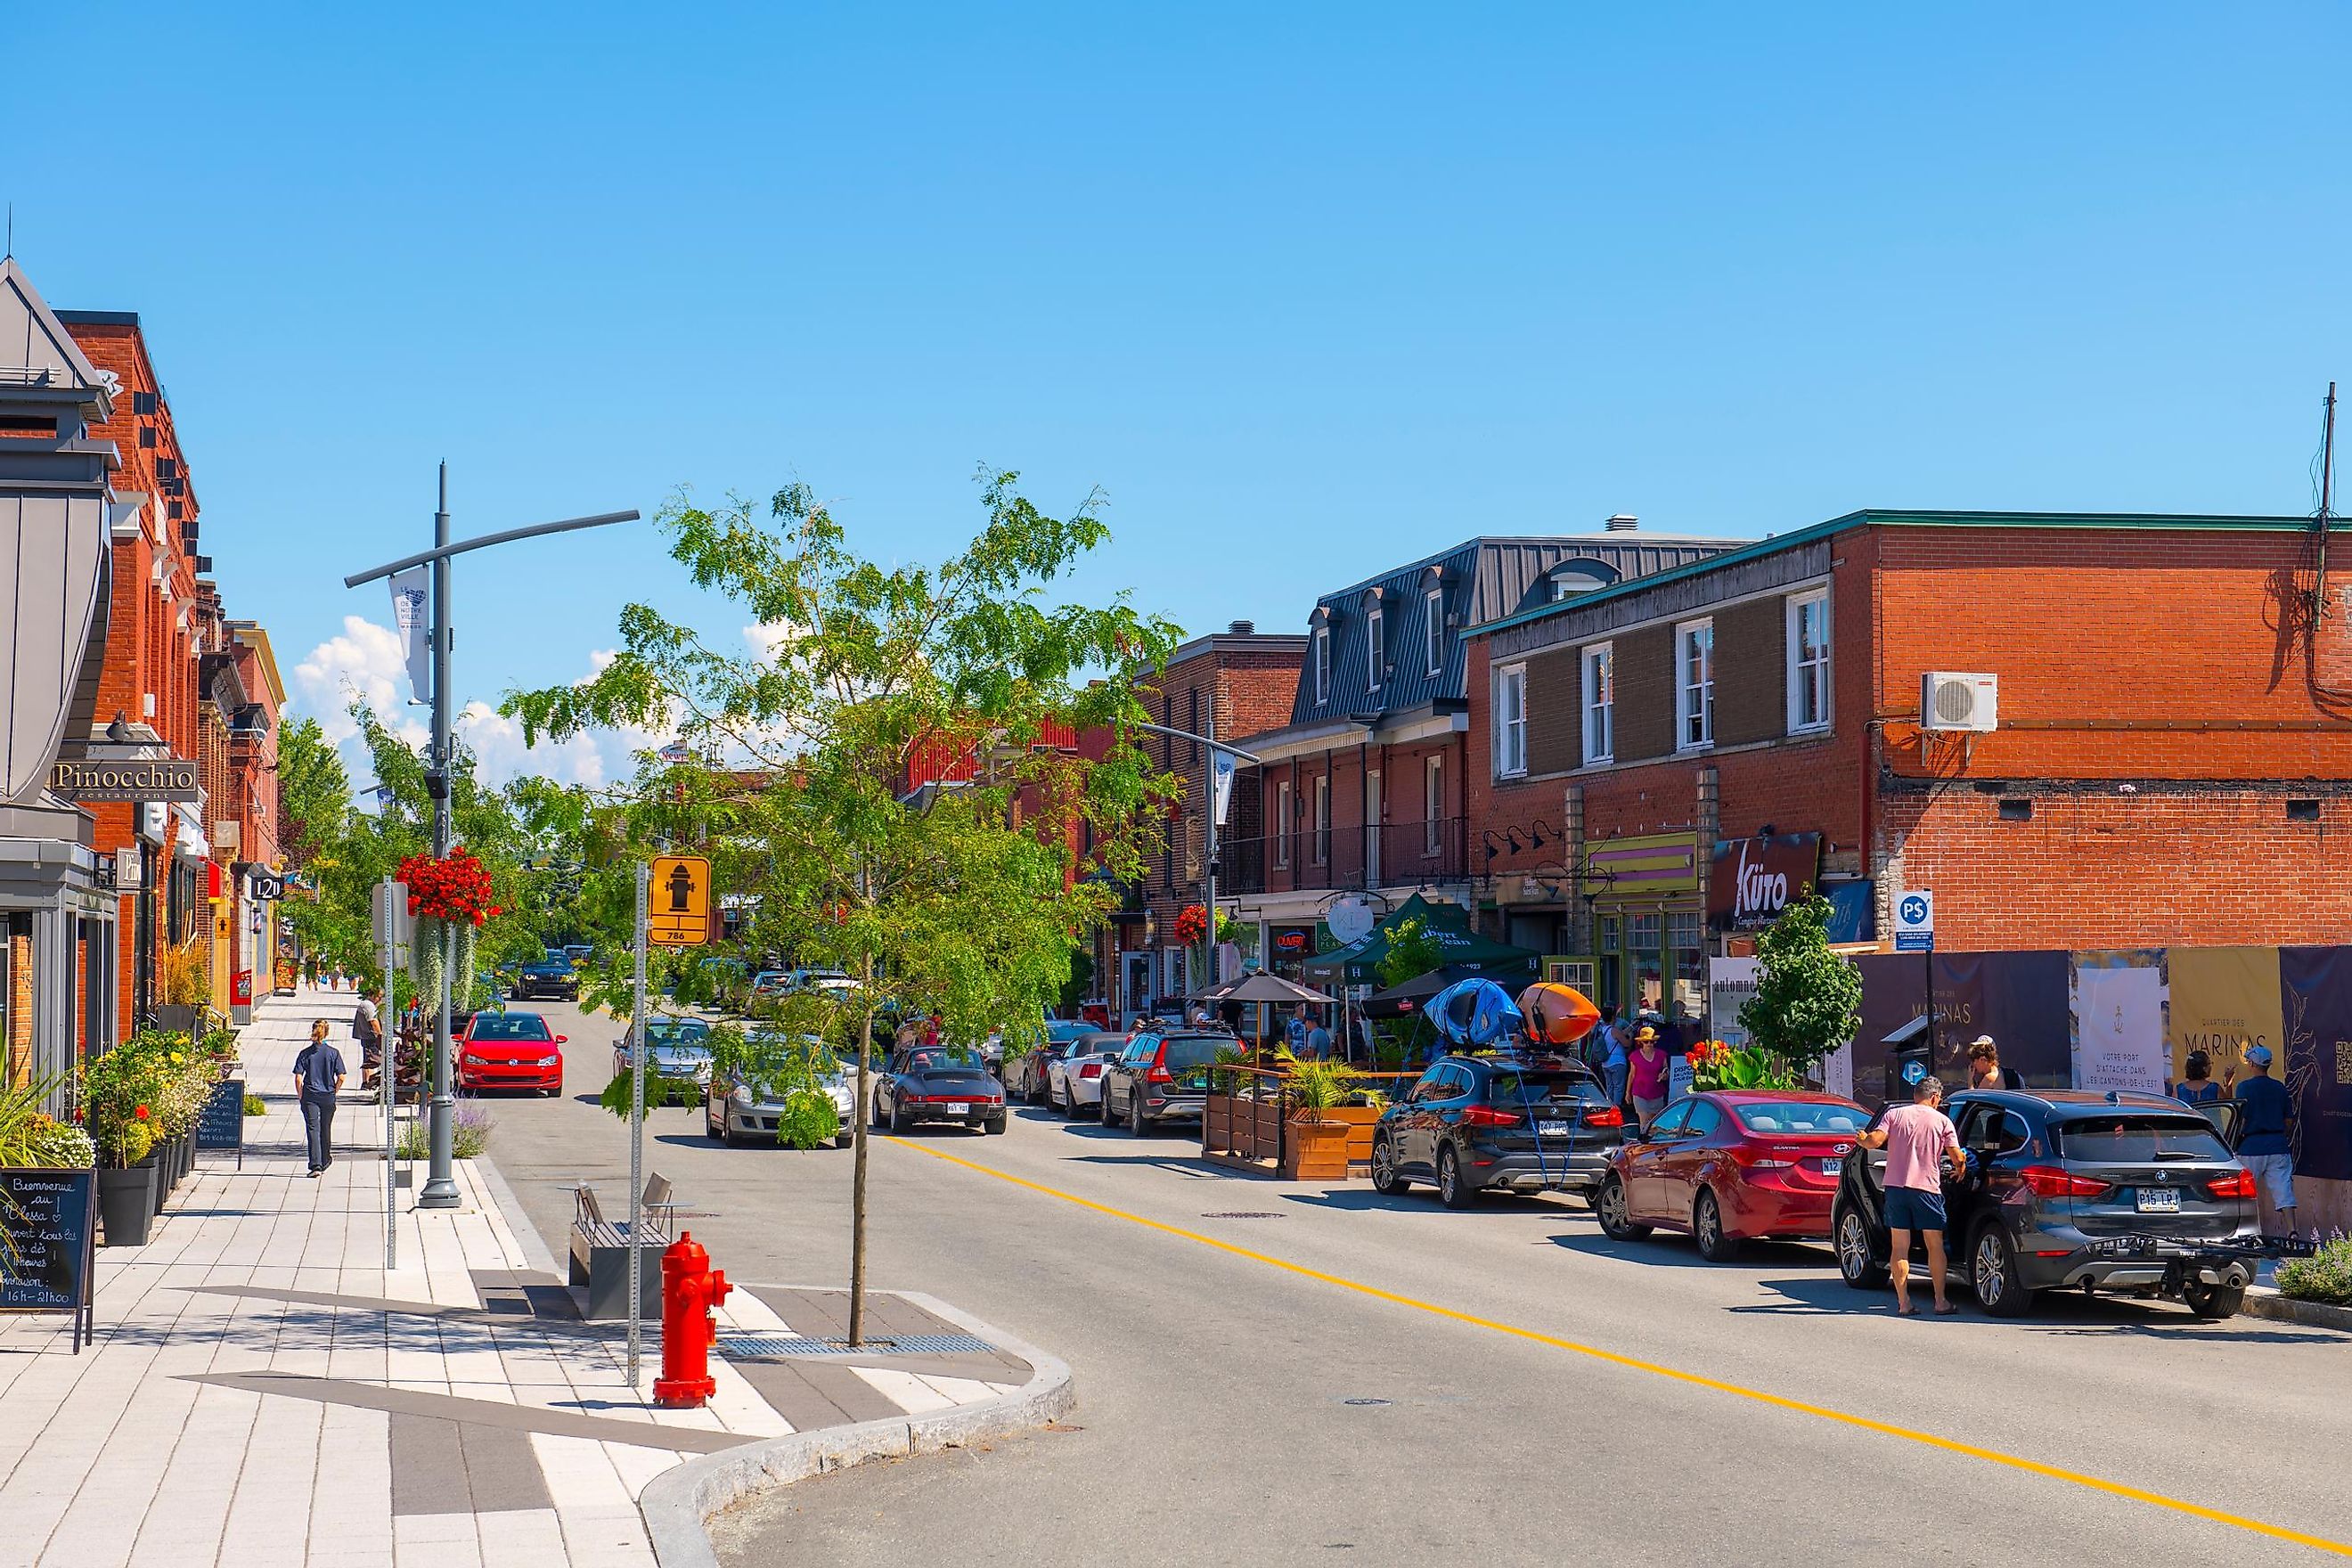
[1298,894,1543,990]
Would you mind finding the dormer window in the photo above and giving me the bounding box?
[1546,559,1621,603]
[1367,604,1385,689]
[1313,625,1331,705]
[1425,587,1445,675]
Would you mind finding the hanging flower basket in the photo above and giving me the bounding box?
[397,848,502,1005]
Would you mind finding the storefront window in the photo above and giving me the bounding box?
[1630,911,1662,1011]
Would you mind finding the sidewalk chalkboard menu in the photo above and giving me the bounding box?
[197,1076,246,1164]
[0,1169,96,1352]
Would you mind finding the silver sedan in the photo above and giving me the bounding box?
[1048,1033,1129,1118]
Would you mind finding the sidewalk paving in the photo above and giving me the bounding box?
[0,987,1029,1568]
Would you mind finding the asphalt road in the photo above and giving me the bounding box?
[482,1000,2352,1567]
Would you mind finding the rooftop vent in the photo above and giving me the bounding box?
[1605,513,1638,532]
[1229,619,1255,635]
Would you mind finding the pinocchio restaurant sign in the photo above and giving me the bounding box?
[49,759,200,802]
[1709,832,1821,931]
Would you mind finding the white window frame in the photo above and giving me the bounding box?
[1424,587,1445,675]
[1274,780,1292,869]
[1424,753,1444,853]
[1312,774,1330,864]
[1496,663,1528,778]
[1786,589,1831,734]
[1676,617,1714,752]
[1366,604,1385,690]
[1581,641,1613,764]
[1312,626,1331,705]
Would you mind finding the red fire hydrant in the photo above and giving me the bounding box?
[653,1230,731,1409]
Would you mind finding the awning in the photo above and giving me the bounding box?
[1299,893,1542,987]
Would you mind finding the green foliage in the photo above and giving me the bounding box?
[501,469,1183,1079]
[1688,1041,1801,1091]
[0,1073,93,1169]
[774,1088,841,1150]
[1376,918,1444,989]
[242,1093,268,1117]
[1736,894,1862,1075]
[2277,1237,2352,1306]
[396,1101,493,1158]
[1058,948,1095,1015]
[1276,1047,1364,1116]
[598,1066,692,1119]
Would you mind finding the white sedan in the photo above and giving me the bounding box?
[1048,1033,1127,1118]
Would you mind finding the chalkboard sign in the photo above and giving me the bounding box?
[196,1077,245,1163]
[0,1169,96,1352]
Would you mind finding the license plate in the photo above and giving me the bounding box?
[1819,1158,1843,1177]
[1536,1121,1572,1138]
[2135,1187,2180,1213]
[943,1104,967,1116]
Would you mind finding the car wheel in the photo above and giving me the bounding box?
[834,1129,854,1150]
[2183,1280,2245,1320]
[1596,1173,1650,1240]
[1369,1134,1410,1196]
[1049,1080,1066,1115]
[1836,1203,1887,1289]
[706,1107,724,1142]
[1130,1097,1149,1136]
[889,1098,910,1136]
[1693,1188,1742,1262]
[1972,1222,2034,1318]
[985,1115,1007,1136]
[1437,1144,1476,1210]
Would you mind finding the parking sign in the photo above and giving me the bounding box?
[1894,889,1934,952]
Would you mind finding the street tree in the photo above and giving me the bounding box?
[1736,892,1863,1078]
[504,469,1180,1341]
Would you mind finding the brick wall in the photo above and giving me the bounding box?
[1712,594,1785,747]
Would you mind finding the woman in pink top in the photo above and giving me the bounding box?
[1627,1025,1670,1131]
[1855,1074,1963,1315]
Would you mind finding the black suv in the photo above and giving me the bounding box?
[1834,1090,2258,1319]
[1371,1054,1624,1208]
[1099,1028,1226,1134]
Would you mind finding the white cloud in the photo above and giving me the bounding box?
[290,616,644,791]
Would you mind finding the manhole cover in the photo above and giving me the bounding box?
[1201,1211,1282,1219]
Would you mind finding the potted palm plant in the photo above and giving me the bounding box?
[1277,1049,1363,1181]
[153,939,210,1035]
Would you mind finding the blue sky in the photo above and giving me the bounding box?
[12,4,2352,781]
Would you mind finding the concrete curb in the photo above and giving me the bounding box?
[475,1152,568,1279]
[2245,1286,2352,1334]
[636,1286,1075,1568]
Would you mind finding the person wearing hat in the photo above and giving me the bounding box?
[1627,1024,1670,1131]
[1965,1036,2022,1091]
[2233,1045,2298,1237]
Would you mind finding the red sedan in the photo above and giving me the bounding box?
[1596,1090,1869,1261]
[456,1010,568,1096]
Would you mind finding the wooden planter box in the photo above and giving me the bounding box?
[1203,1092,1285,1169]
[1280,1106,1381,1180]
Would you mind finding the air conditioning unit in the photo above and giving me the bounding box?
[1921,672,1998,732]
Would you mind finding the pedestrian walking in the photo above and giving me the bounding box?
[293,1019,348,1178]
[1304,1014,1333,1059]
[1853,1074,1963,1315]
[1627,1025,1670,1131]
[1598,1007,1631,1113]
[1965,1036,2023,1091]
[2172,1050,2222,1107]
[2233,1045,2298,1237]
[1286,1003,1311,1053]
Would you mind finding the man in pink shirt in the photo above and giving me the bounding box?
[1856,1074,1964,1315]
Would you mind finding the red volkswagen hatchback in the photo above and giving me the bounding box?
[1596,1090,1869,1261]
[456,1010,568,1096]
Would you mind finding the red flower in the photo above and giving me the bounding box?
[134,1105,150,1120]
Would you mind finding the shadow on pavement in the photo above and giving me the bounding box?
[1281,1188,1559,1216]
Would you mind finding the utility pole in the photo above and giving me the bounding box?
[346,468,638,1210]
[627,860,648,1384]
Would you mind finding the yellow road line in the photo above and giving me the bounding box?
[894,1137,2352,1558]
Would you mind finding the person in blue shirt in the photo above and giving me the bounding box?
[2173,1049,2223,1107]
[291,1018,348,1178]
[2232,1045,2297,1237]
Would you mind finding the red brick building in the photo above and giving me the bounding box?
[1226,527,1737,983]
[1465,510,2352,1018]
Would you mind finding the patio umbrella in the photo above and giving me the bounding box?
[1196,972,1333,1007]
[1360,964,1485,1021]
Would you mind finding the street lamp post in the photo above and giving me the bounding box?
[347,464,638,1209]
[1129,720,1262,1006]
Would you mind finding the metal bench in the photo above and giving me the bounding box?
[567,1174,676,1320]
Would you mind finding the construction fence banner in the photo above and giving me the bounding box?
[2279,947,2352,1184]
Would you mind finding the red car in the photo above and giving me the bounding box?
[456,1010,568,1096]
[1596,1090,1869,1261]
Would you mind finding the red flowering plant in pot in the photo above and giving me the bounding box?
[396,846,503,1007]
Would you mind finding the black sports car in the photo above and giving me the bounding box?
[871,1044,1007,1135]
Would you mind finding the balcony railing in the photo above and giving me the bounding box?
[1218,815,1470,895]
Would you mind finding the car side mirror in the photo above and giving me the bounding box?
[555,1035,568,1044]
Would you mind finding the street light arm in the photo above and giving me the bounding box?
[1126,720,1263,766]
[343,510,641,588]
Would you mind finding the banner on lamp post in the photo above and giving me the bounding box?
[1210,751,1237,829]
[388,567,432,704]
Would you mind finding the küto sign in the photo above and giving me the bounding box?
[48,759,200,802]
[1707,832,1820,931]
